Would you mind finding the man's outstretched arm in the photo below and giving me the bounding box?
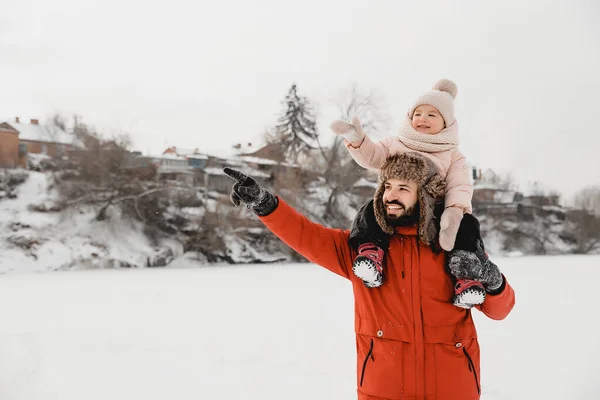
[476,275,515,320]
[223,167,352,279]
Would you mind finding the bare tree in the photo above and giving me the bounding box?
[573,185,600,216]
[311,84,389,225]
[53,115,174,222]
[333,83,390,138]
[565,186,600,253]
[496,172,519,191]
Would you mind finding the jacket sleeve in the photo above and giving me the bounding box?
[259,197,353,279]
[475,275,515,320]
[345,136,398,170]
[444,149,474,213]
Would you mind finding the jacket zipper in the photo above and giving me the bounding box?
[360,339,374,387]
[462,347,481,395]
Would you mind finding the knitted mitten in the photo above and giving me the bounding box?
[330,116,366,145]
[447,241,504,293]
[439,206,464,251]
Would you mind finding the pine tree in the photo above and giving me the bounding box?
[269,84,318,163]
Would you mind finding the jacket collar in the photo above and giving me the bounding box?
[395,225,418,236]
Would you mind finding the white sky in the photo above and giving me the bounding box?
[1,0,599,198]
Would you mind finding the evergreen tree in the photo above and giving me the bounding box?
[269,84,318,163]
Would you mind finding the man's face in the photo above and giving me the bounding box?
[382,178,419,224]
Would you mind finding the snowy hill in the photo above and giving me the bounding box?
[0,170,182,274]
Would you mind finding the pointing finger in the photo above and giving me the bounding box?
[223,167,248,183]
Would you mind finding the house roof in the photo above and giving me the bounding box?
[151,153,188,161]
[0,122,18,133]
[5,121,73,145]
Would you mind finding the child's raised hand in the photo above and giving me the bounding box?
[330,116,366,145]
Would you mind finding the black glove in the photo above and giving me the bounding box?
[223,167,278,216]
[447,240,504,294]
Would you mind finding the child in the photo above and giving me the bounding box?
[331,79,484,308]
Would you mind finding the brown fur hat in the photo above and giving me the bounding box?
[373,152,446,245]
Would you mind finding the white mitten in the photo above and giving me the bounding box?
[329,116,366,145]
[439,206,464,251]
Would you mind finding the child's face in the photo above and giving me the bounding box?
[411,105,445,134]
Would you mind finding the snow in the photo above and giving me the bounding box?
[153,153,187,160]
[0,255,598,399]
[8,121,72,145]
[352,177,378,188]
[0,171,178,273]
[238,155,297,168]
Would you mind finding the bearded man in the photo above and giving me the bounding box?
[224,152,515,400]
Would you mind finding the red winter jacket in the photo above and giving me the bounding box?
[260,198,515,400]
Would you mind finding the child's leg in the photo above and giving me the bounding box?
[349,200,389,288]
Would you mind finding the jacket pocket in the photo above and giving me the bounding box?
[360,338,374,387]
[463,347,481,395]
[356,335,406,398]
[431,339,481,399]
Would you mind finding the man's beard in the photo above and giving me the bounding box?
[385,201,420,227]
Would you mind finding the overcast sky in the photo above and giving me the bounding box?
[1,0,598,198]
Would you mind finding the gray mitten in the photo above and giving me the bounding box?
[447,240,504,293]
[223,167,278,216]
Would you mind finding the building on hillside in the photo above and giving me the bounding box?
[0,122,20,168]
[0,117,73,168]
[162,146,209,170]
[471,166,566,221]
[522,194,561,207]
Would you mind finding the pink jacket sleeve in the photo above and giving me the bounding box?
[344,136,398,170]
[444,150,474,213]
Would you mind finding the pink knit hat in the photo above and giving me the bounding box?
[408,79,458,126]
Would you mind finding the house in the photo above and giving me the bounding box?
[152,153,194,185]
[0,117,73,168]
[0,123,20,168]
[472,185,522,206]
[522,195,561,207]
[163,147,209,170]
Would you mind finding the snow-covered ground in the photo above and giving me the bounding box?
[0,171,182,273]
[0,256,599,399]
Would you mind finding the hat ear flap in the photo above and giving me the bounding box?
[418,188,438,245]
[423,174,446,199]
[374,185,394,235]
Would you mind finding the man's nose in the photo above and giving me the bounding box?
[387,189,401,199]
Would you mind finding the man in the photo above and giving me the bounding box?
[224,152,515,400]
